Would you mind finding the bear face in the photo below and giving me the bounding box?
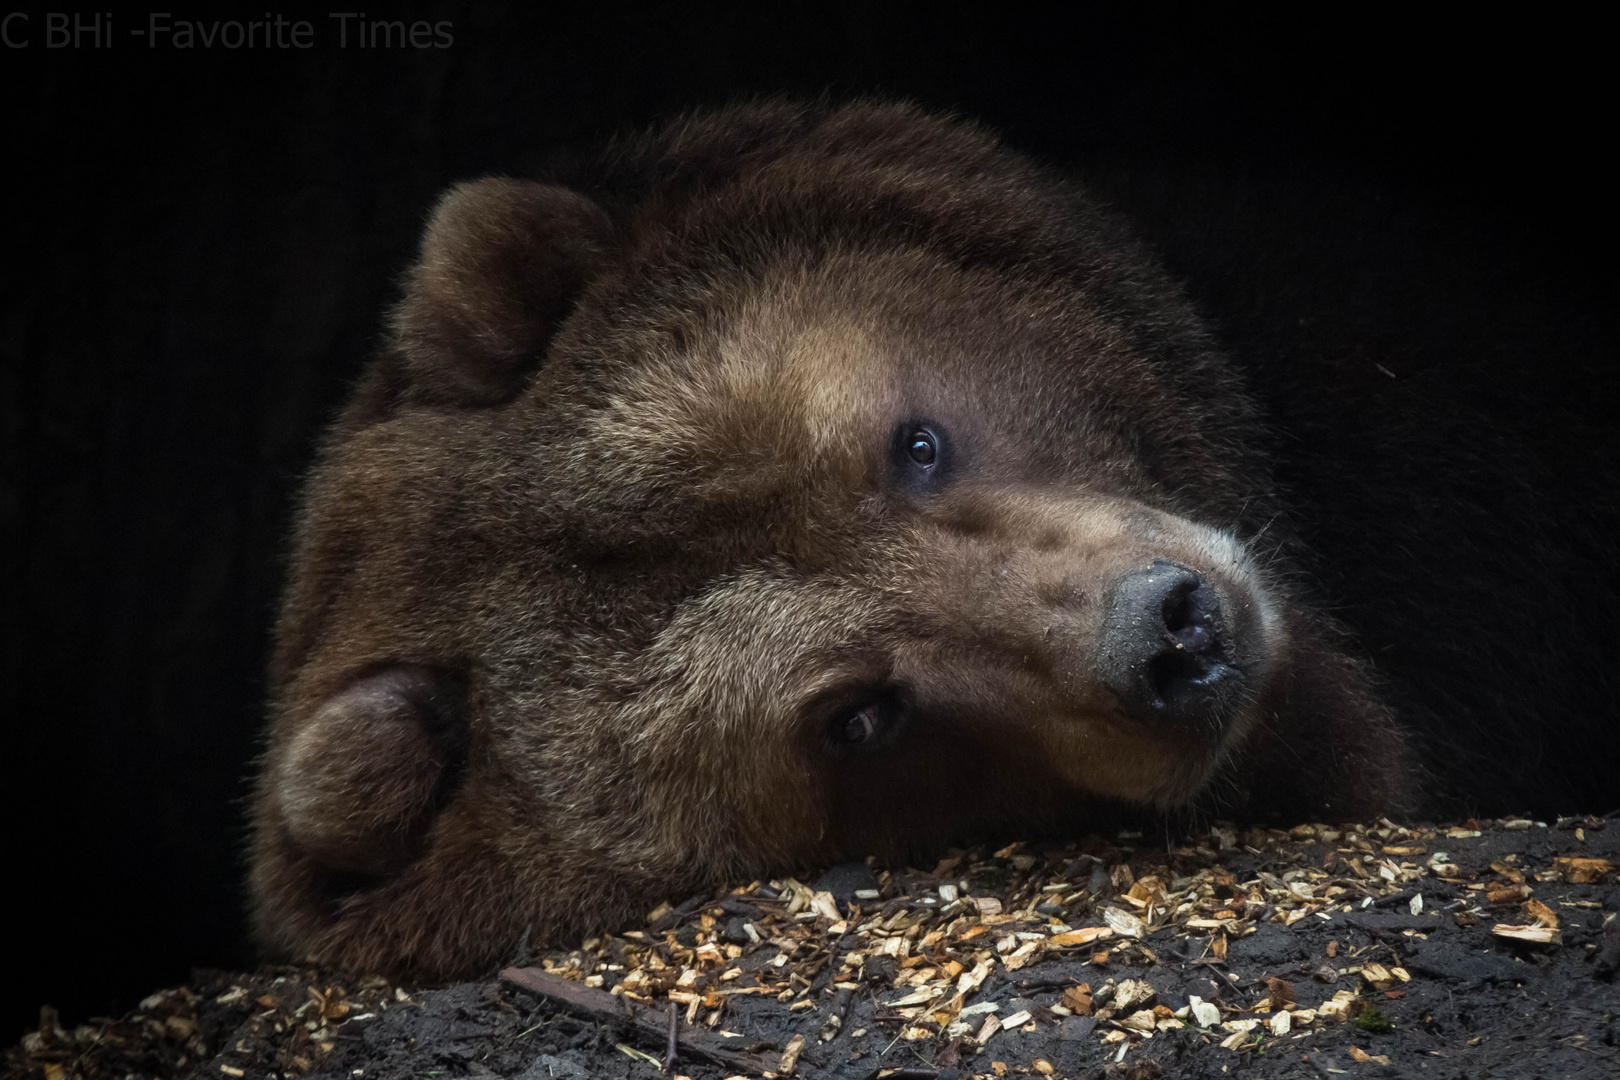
[250,101,1410,980]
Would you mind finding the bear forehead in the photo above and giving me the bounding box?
[602,303,894,472]
[557,245,1139,491]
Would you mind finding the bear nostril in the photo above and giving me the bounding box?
[1162,582,1220,655]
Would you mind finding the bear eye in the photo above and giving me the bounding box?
[839,705,881,744]
[891,421,950,491]
[907,428,938,467]
[824,694,910,759]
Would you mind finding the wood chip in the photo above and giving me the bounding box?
[1189,996,1221,1028]
[777,1033,806,1075]
[1102,907,1146,938]
[1492,923,1560,944]
[1553,856,1618,883]
[1117,1009,1154,1034]
[882,986,925,1007]
[1062,984,1094,1015]
[1318,990,1358,1022]
[1524,899,1560,929]
[1004,939,1043,970]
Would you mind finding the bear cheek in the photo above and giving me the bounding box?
[270,667,468,877]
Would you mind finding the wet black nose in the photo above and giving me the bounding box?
[1096,560,1237,728]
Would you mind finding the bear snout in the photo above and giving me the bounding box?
[1096,560,1246,733]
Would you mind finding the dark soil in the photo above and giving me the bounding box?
[10,817,1618,1080]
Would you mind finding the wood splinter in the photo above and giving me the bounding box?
[499,967,777,1076]
[663,1002,678,1073]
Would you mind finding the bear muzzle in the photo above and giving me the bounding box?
[899,496,1282,807]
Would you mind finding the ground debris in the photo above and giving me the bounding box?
[9,816,1620,1079]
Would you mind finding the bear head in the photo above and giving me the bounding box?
[250,101,1411,979]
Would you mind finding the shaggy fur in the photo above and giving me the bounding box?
[251,101,1417,981]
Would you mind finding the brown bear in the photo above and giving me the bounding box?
[249,100,1415,981]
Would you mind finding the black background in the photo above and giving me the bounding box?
[2,4,1611,1041]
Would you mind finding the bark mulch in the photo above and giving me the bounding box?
[10,816,1619,1080]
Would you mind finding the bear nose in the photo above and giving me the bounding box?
[1096,560,1237,728]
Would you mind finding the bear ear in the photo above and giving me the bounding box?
[271,666,469,877]
[390,178,612,407]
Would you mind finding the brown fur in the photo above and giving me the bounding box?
[250,101,1412,981]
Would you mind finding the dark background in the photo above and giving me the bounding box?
[2,4,1612,1042]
